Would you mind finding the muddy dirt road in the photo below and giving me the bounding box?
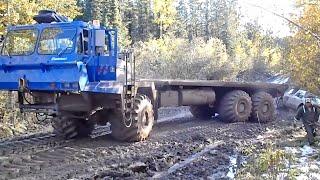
[0,107,294,180]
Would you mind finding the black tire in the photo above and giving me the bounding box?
[250,92,275,123]
[52,117,78,139]
[52,117,93,139]
[218,90,252,123]
[297,103,304,111]
[110,94,154,142]
[76,120,95,137]
[190,105,215,120]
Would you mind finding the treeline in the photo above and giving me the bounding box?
[77,0,239,52]
[75,0,287,80]
[0,0,288,81]
[77,0,241,54]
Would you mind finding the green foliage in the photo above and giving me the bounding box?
[0,92,36,138]
[174,0,240,55]
[122,0,158,42]
[256,148,289,173]
[239,144,257,156]
[235,22,286,75]
[81,0,131,48]
[237,143,295,179]
[131,0,290,81]
[135,36,235,80]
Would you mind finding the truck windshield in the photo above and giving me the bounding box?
[38,27,76,55]
[1,29,38,56]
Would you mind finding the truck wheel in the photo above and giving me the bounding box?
[190,105,215,120]
[52,117,78,139]
[52,117,93,139]
[110,95,154,142]
[251,92,275,123]
[76,120,95,137]
[218,90,252,123]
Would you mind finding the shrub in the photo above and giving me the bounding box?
[134,36,238,80]
[0,92,36,138]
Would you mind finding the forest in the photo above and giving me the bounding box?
[0,0,319,136]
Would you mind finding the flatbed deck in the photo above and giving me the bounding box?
[139,79,288,96]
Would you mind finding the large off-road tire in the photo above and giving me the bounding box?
[52,117,78,139]
[110,94,154,142]
[190,105,215,120]
[52,117,93,140]
[218,90,252,123]
[76,120,95,137]
[250,92,275,123]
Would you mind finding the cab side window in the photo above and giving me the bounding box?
[83,29,89,55]
[77,32,83,54]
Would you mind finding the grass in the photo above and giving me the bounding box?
[235,125,314,180]
[0,92,38,138]
[236,141,296,180]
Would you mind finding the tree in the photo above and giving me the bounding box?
[152,0,176,38]
[82,0,131,48]
[288,1,320,93]
[175,0,240,55]
[0,2,8,34]
[134,0,156,41]
[0,0,80,34]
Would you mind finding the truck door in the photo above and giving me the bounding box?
[95,29,118,81]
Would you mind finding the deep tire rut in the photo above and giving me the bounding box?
[0,109,292,180]
[0,132,67,156]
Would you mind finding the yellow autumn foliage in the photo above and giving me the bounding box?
[0,0,80,34]
[288,2,320,93]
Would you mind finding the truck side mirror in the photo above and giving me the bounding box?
[95,30,106,55]
[95,30,105,47]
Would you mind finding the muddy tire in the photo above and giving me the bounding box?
[250,92,275,123]
[52,117,78,139]
[190,105,215,120]
[110,94,154,142]
[76,120,95,137]
[218,90,252,123]
[52,117,93,139]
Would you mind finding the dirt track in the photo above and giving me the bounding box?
[0,107,294,180]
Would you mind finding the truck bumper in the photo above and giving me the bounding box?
[0,62,87,92]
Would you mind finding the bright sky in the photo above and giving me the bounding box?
[238,0,298,37]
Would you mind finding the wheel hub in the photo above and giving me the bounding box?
[237,101,246,115]
[262,103,269,113]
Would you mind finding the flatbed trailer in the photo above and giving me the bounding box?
[0,10,288,142]
[137,79,287,121]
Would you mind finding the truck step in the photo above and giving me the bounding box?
[19,103,57,114]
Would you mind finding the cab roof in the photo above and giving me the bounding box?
[7,21,88,31]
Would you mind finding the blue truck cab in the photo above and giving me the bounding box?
[0,11,121,93]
